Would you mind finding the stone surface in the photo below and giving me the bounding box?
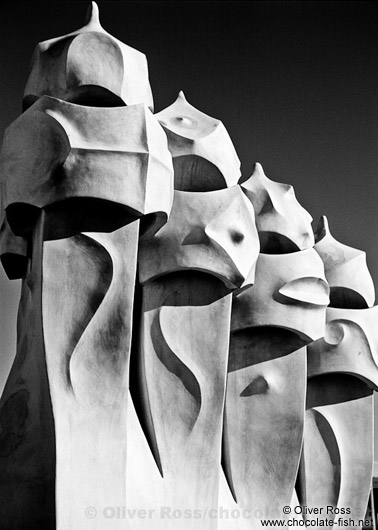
[221,248,329,528]
[231,249,329,340]
[156,92,241,191]
[0,2,377,528]
[314,215,375,308]
[43,220,139,530]
[300,220,378,528]
[23,2,153,110]
[241,163,315,252]
[1,96,173,239]
[133,181,259,528]
[0,215,56,530]
[138,186,258,289]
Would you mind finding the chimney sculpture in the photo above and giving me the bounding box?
[0,4,376,530]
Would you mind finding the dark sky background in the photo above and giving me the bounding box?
[1,0,378,450]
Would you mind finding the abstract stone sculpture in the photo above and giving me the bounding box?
[23,2,153,110]
[0,5,173,529]
[155,92,241,191]
[240,163,315,253]
[0,4,376,530]
[299,216,378,528]
[220,171,329,528]
[134,99,258,526]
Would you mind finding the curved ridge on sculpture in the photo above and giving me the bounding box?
[1,2,378,529]
[301,216,378,528]
[221,167,329,527]
[231,249,329,341]
[155,91,241,191]
[240,162,314,252]
[138,186,258,290]
[1,96,173,239]
[132,99,259,526]
[24,2,153,109]
[309,315,378,389]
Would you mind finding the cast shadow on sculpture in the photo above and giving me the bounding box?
[0,5,173,530]
[0,3,377,530]
[297,216,378,528]
[127,93,259,529]
[219,163,329,529]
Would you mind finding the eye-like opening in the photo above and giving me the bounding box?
[258,231,300,254]
[23,86,127,111]
[306,373,372,407]
[329,287,369,309]
[228,326,307,373]
[65,85,126,108]
[43,198,140,240]
[172,156,229,192]
[23,86,127,112]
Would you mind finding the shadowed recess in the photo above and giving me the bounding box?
[295,450,306,508]
[151,312,202,429]
[66,85,125,107]
[258,232,301,254]
[228,327,306,373]
[142,271,231,311]
[311,410,341,511]
[6,204,42,236]
[173,156,228,191]
[139,212,165,240]
[23,28,127,110]
[1,254,29,280]
[329,287,368,309]
[240,375,269,397]
[306,374,372,408]
[129,279,164,477]
[23,85,126,112]
[221,425,238,503]
[43,198,140,240]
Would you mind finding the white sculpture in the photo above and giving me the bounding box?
[0,4,376,530]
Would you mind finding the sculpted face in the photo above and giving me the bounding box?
[155,92,241,191]
[1,96,173,238]
[232,249,329,342]
[308,216,378,387]
[303,217,378,524]
[241,163,315,252]
[138,186,259,290]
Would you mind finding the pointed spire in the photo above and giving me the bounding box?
[178,90,187,101]
[23,1,153,109]
[314,215,329,243]
[84,1,101,29]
